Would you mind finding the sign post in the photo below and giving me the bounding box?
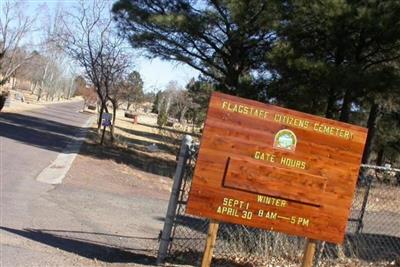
[186,92,368,265]
[201,220,219,267]
[301,239,317,267]
[100,112,112,144]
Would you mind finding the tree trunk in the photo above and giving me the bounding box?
[37,87,42,101]
[12,76,17,89]
[111,101,117,143]
[98,101,105,130]
[325,88,336,119]
[224,71,240,93]
[67,87,71,99]
[0,92,8,111]
[30,83,35,94]
[192,112,197,133]
[98,100,109,130]
[309,97,319,115]
[361,103,382,164]
[339,89,352,122]
[126,102,131,111]
[376,147,385,166]
[179,106,188,123]
[99,100,110,146]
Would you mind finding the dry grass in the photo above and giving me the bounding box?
[213,225,304,266]
[85,108,199,178]
[112,109,199,160]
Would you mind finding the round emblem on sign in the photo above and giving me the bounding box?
[273,129,297,151]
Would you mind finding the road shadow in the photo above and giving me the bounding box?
[0,112,177,177]
[33,229,159,240]
[0,112,90,153]
[0,227,157,264]
[156,215,209,235]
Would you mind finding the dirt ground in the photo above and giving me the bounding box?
[58,150,173,265]
[40,110,188,266]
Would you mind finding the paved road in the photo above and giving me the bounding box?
[0,101,95,266]
[0,101,168,267]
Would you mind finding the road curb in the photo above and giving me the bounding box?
[36,115,96,184]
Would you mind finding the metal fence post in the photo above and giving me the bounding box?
[356,173,373,233]
[157,134,193,265]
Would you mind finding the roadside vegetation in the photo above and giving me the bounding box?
[112,0,400,172]
[1,0,399,266]
[2,0,399,171]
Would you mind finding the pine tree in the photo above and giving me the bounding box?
[151,91,161,114]
[112,0,279,97]
[268,0,400,122]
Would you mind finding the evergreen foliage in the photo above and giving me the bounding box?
[113,0,400,166]
[112,0,279,97]
[152,91,162,114]
[157,102,169,127]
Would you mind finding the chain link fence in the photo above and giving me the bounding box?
[159,139,400,266]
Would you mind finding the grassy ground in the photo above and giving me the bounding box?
[83,108,198,178]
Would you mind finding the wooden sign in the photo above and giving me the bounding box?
[186,92,368,244]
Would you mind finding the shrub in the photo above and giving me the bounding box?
[157,108,168,127]
[0,91,9,111]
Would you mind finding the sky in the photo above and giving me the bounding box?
[8,0,200,92]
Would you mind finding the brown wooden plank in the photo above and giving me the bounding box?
[191,167,353,208]
[301,239,318,267]
[211,92,367,134]
[186,189,347,243]
[201,220,219,267]
[196,149,357,194]
[205,118,365,160]
[224,157,327,206]
[199,134,362,175]
[186,92,368,244]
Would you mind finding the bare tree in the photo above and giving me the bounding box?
[56,0,133,143]
[37,6,74,102]
[0,1,35,86]
[101,38,132,141]
[155,81,181,115]
[162,81,190,123]
[174,90,190,123]
[56,0,114,129]
[75,76,98,110]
